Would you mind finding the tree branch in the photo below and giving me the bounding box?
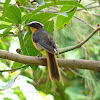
[59,26,100,54]
[0,49,100,72]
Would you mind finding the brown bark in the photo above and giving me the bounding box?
[0,49,100,72]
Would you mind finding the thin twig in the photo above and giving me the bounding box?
[0,65,28,73]
[81,10,100,16]
[59,26,100,54]
[77,5,100,11]
[74,16,95,29]
[21,6,76,13]
[6,34,18,37]
[68,68,94,81]
[85,1,96,7]
[22,5,100,13]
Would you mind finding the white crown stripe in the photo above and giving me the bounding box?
[28,21,44,26]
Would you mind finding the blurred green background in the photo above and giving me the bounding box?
[0,0,100,100]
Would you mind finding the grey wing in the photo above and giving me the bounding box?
[33,30,58,54]
[47,33,58,54]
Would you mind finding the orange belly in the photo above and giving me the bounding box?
[32,40,43,51]
[30,26,43,51]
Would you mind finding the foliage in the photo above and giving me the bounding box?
[0,0,100,100]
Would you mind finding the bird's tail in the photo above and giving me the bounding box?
[46,51,60,81]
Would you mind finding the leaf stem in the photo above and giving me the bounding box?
[0,65,28,73]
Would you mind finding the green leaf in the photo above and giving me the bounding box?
[12,62,22,68]
[23,12,68,25]
[21,14,32,23]
[3,26,12,33]
[22,13,57,23]
[0,25,13,37]
[0,32,13,37]
[0,24,10,30]
[3,0,11,18]
[32,1,87,14]
[18,32,28,55]
[0,16,13,23]
[0,26,13,37]
[56,6,77,29]
[28,12,57,23]
[6,5,21,25]
[0,73,20,90]
[19,6,28,13]
[44,20,54,35]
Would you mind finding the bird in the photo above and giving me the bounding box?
[26,21,60,81]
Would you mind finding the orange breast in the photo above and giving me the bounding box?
[30,27,37,33]
[32,40,43,51]
[30,27,43,51]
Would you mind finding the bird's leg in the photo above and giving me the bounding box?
[36,51,46,57]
